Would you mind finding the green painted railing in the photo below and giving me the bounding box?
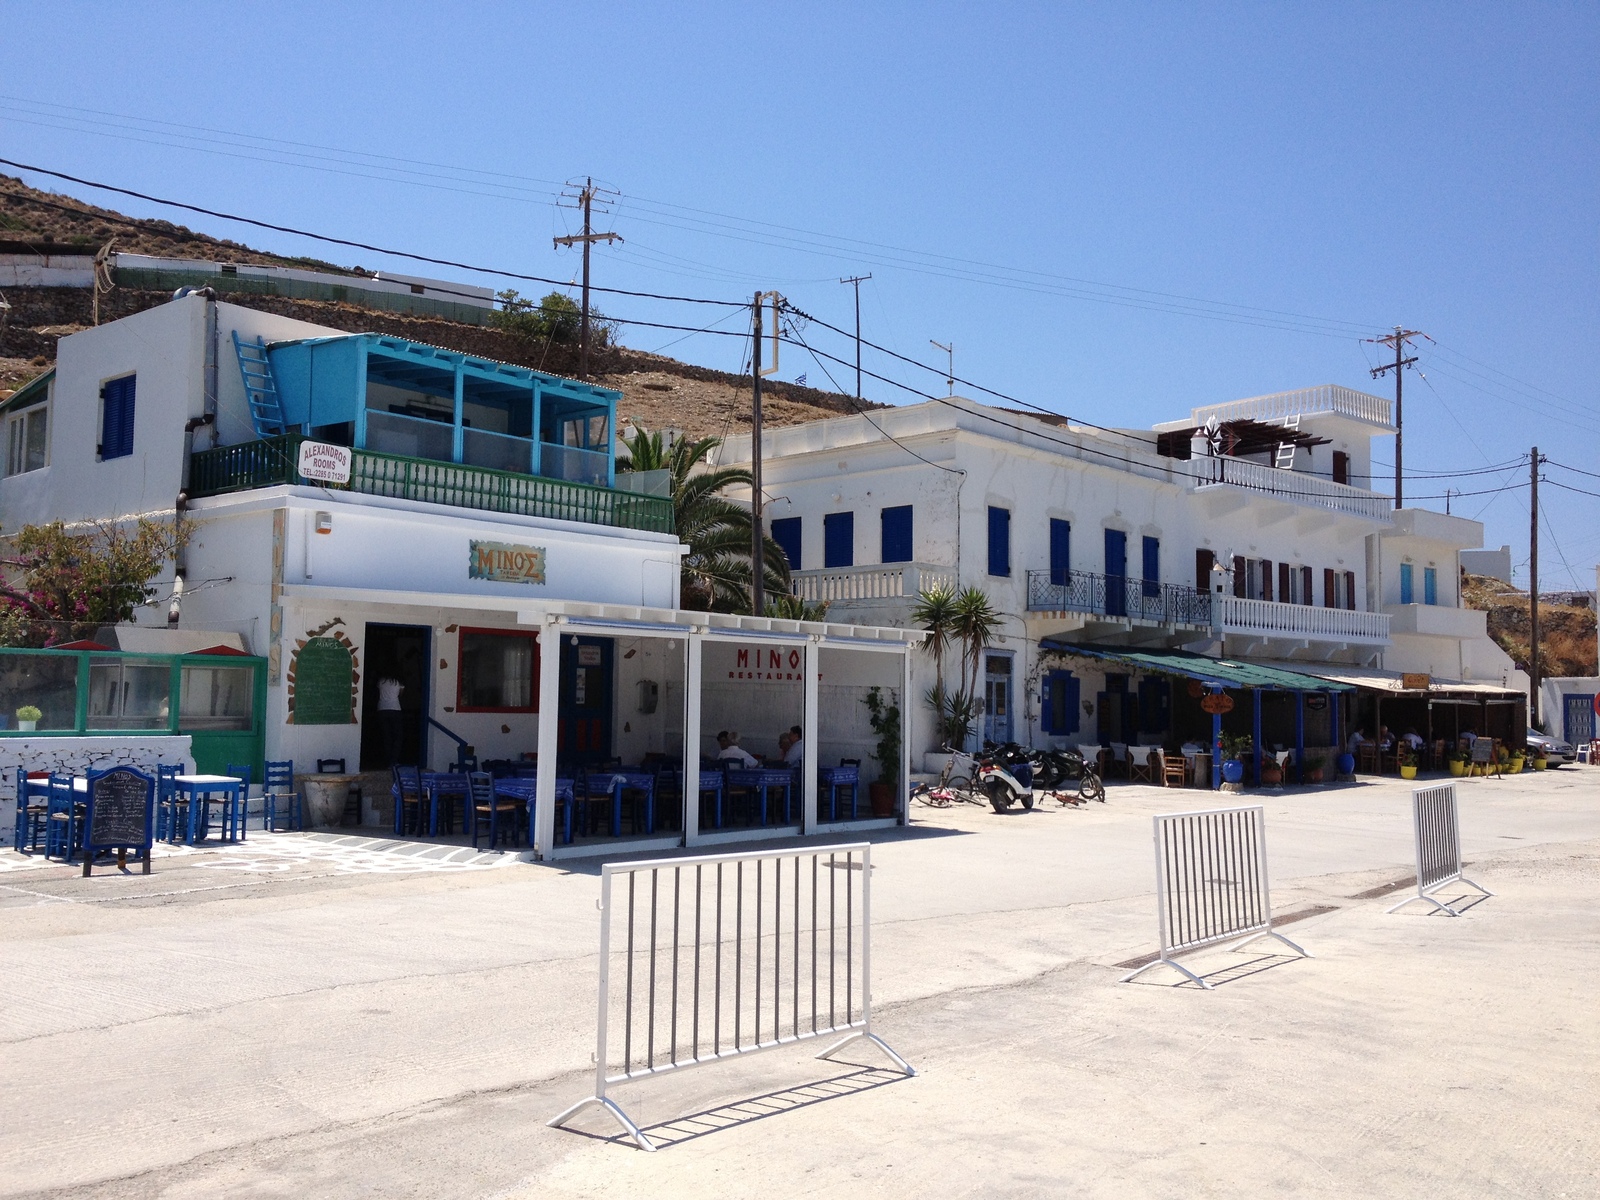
[188,435,675,534]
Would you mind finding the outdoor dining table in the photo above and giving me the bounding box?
[587,770,658,837]
[175,774,245,845]
[725,767,799,826]
[421,772,470,837]
[818,765,860,821]
[491,776,575,844]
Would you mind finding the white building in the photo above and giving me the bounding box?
[721,385,1524,772]
[0,293,917,856]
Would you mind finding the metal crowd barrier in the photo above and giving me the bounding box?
[1386,783,1493,916]
[1122,804,1311,988]
[551,842,913,1151]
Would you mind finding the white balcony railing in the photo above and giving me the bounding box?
[1216,595,1391,644]
[1194,455,1394,521]
[791,562,956,604]
[1192,384,1394,429]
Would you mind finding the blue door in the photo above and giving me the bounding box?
[823,511,854,568]
[1563,694,1594,749]
[983,654,1013,745]
[1105,529,1127,617]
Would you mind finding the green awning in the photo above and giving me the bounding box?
[1038,641,1352,692]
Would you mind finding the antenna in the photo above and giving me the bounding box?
[930,340,953,396]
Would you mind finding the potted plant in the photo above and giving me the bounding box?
[1260,755,1283,786]
[1397,743,1418,780]
[1446,748,1467,778]
[1532,751,1548,771]
[15,705,41,732]
[1303,755,1325,784]
[862,687,901,817]
[1219,733,1251,785]
[1508,748,1525,773]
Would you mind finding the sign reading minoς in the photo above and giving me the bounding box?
[297,440,353,484]
[469,540,547,585]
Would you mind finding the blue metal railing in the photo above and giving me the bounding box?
[1026,569,1212,625]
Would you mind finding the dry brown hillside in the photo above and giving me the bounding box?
[0,174,875,439]
[1462,573,1597,678]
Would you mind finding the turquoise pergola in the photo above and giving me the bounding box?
[264,333,618,486]
[1040,641,1354,788]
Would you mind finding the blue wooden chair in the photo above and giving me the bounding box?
[392,765,425,836]
[153,764,182,842]
[220,763,253,842]
[13,768,49,853]
[469,771,521,850]
[44,774,81,862]
[262,760,301,831]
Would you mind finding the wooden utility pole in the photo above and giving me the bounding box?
[1530,446,1542,727]
[839,273,871,401]
[1368,327,1422,508]
[552,178,621,380]
[749,290,782,615]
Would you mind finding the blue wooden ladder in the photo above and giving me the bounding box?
[231,331,289,438]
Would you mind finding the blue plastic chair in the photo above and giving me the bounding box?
[262,760,301,831]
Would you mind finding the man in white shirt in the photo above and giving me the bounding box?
[377,671,405,766]
[716,731,759,768]
[783,725,805,766]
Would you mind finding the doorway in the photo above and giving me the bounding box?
[559,635,615,763]
[983,653,1013,745]
[361,623,431,770]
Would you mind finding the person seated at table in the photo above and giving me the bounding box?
[1401,727,1424,750]
[1377,725,1394,750]
[1461,728,1478,748]
[715,730,759,768]
[784,725,805,766]
[1347,729,1369,754]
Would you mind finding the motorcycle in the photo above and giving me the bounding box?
[977,742,1036,812]
[1030,747,1105,805]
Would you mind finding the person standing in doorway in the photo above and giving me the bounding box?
[378,669,405,766]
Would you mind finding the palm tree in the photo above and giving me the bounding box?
[765,593,830,621]
[618,425,790,613]
[911,582,958,698]
[951,586,1005,713]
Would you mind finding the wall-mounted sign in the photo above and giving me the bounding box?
[1201,693,1235,714]
[298,440,352,484]
[577,645,603,666]
[469,540,546,585]
[730,645,807,682]
[1401,673,1432,691]
[1305,693,1329,711]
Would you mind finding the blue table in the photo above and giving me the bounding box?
[176,774,245,845]
[725,768,799,826]
[819,765,861,821]
[493,776,575,844]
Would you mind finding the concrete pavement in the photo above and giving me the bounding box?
[1,769,1596,1197]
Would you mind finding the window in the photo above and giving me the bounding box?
[1049,519,1071,585]
[1195,548,1215,594]
[1332,450,1350,485]
[771,517,802,572]
[1400,562,1414,605]
[1301,565,1313,606]
[5,404,48,476]
[987,506,1011,577]
[87,660,171,730]
[458,628,539,711]
[1141,536,1160,598]
[881,505,913,564]
[1041,669,1080,736]
[1424,566,1438,605]
[99,374,136,460]
[179,664,255,731]
[823,511,854,569]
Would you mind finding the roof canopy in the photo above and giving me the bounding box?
[1040,641,1352,692]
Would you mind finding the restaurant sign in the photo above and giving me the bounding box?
[729,645,807,682]
[470,540,547,585]
[1401,673,1432,691]
[297,440,352,484]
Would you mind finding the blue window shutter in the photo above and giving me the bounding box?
[823,511,854,569]
[1043,670,1081,736]
[987,506,1010,577]
[1399,563,1414,605]
[881,505,913,563]
[1142,535,1160,598]
[771,517,802,571]
[1049,519,1070,585]
[1064,674,1080,734]
[1424,567,1437,605]
[100,375,136,460]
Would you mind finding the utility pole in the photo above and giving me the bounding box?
[552,178,622,380]
[1367,327,1422,508]
[839,274,871,401]
[750,291,782,615]
[930,339,954,396]
[1530,446,1543,727]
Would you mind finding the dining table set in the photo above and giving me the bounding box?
[12,764,250,861]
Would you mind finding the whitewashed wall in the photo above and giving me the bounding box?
[0,736,193,840]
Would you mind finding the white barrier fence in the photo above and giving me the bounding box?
[1386,782,1493,916]
[1122,804,1311,988]
[550,843,913,1151]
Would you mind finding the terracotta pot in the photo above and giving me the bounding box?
[1306,768,1324,784]
[868,782,896,817]
[1260,765,1282,786]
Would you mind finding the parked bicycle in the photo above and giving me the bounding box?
[911,745,987,808]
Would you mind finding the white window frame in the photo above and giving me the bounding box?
[4,402,49,477]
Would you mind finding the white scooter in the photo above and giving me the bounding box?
[976,743,1036,812]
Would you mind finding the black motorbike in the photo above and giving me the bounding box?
[1029,746,1106,805]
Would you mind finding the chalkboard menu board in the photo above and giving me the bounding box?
[293,637,355,725]
[83,767,155,877]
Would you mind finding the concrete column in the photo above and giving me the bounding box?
[900,645,913,824]
[682,634,703,846]
[532,621,561,858]
[802,638,819,833]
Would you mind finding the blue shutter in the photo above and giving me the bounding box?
[1142,536,1160,598]
[987,506,1010,577]
[1424,567,1437,605]
[823,511,854,569]
[1049,519,1070,585]
[1399,563,1414,605]
[100,375,136,460]
[881,505,913,564]
[771,517,802,571]
[1043,670,1080,736]
[1104,529,1127,617]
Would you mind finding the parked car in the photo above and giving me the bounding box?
[1526,729,1577,765]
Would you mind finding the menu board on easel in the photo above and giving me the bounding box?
[82,766,155,877]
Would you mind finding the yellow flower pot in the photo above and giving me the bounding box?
[1533,757,1548,771]
[1447,760,1467,777]
[1399,765,1418,780]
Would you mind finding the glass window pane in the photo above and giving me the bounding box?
[88,661,171,730]
[24,408,47,471]
[180,664,255,730]
[460,633,535,710]
[0,653,79,730]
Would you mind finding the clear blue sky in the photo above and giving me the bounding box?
[4,2,1596,586]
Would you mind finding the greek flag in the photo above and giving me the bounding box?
[795,373,807,386]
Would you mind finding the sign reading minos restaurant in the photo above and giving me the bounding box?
[729,645,808,682]
[469,540,547,585]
